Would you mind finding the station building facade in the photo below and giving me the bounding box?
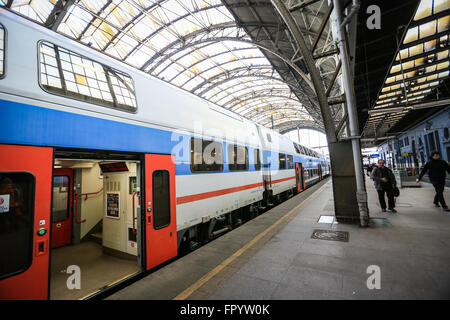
[376,107,450,170]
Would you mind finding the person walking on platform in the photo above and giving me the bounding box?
[416,151,450,212]
[366,163,374,177]
[371,159,397,213]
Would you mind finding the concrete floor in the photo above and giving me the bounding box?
[50,241,140,300]
[108,178,450,300]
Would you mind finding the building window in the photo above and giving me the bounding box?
[254,148,261,170]
[152,170,170,230]
[444,127,449,139]
[0,24,4,77]
[39,41,137,112]
[228,144,248,171]
[279,153,286,170]
[190,138,223,173]
[0,172,35,280]
[287,155,294,169]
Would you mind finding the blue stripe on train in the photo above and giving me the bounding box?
[0,99,322,173]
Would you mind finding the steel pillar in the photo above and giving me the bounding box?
[332,0,369,227]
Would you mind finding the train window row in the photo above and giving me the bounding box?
[305,168,319,179]
[278,154,294,170]
[190,138,264,173]
[38,41,137,113]
[0,24,4,77]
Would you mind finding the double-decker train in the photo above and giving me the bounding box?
[0,10,330,300]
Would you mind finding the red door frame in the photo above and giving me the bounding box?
[144,154,177,270]
[0,144,53,300]
[295,163,301,193]
[51,168,73,249]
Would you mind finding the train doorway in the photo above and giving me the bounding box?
[49,154,143,300]
[295,162,304,193]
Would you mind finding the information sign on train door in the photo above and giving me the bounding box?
[144,154,177,270]
[0,144,53,300]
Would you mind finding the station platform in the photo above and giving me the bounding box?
[107,178,450,300]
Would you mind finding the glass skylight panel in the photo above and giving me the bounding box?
[10,0,54,24]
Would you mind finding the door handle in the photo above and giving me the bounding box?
[148,215,151,224]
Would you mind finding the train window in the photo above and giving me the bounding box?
[152,170,170,230]
[51,175,70,223]
[0,24,4,78]
[279,153,286,170]
[190,138,223,172]
[228,144,249,171]
[0,172,35,280]
[38,41,137,112]
[254,148,261,170]
[266,134,272,143]
[287,155,294,169]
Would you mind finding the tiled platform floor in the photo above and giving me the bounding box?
[108,178,450,300]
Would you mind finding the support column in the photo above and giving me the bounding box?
[332,0,369,227]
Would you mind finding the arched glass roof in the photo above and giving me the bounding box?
[1,0,314,128]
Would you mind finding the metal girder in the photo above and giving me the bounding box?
[190,65,277,93]
[289,0,322,12]
[43,0,75,31]
[142,33,314,90]
[275,119,325,134]
[271,0,337,143]
[197,74,300,97]
[311,1,333,53]
[233,96,305,113]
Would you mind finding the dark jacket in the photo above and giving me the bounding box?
[371,166,397,191]
[418,159,450,183]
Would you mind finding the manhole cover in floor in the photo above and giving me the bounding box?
[311,229,349,242]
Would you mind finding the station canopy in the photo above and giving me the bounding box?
[363,0,449,137]
[2,0,318,130]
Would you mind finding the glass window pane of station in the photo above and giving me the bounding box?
[38,41,137,112]
[152,170,171,230]
[0,172,35,280]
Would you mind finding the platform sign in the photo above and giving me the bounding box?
[106,192,120,219]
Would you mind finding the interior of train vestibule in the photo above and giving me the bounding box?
[50,158,142,300]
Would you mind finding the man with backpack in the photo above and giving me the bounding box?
[371,159,397,213]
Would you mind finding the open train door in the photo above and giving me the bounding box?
[144,154,177,270]
[318,164,322,180]
[295,163,302,193]
[0,144,53,300]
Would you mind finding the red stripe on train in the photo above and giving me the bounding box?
[176,176,296,205]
